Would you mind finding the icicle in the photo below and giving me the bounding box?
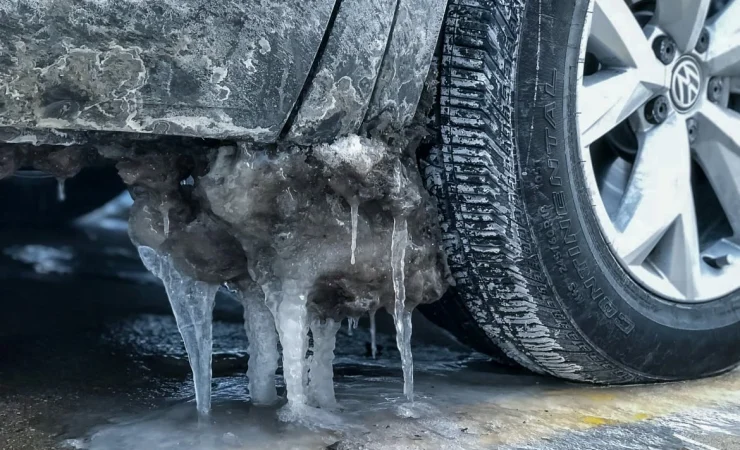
[238,288,279,405]
[307,317,341,409]
[350,197,359,265]
[138,246,218,416]
[390,217,414,401]
[274,279,310,417]
[347,318,353,336]
[397,310,413,400]
[369,310,377,359]
[261,282,281,318]
[57,178,66,202]
[161,205,171,236]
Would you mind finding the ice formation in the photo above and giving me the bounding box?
[347,317,360,336]
[307,316,341,409]
[116,134,449,418]
[274,280,311,414]
[57,178,66,202]
[350,197,359,265]
[369,310,378,359]
[391,218,414,401]
[160,204,171,236]
[234,281,279,405]
[138,246,218,417]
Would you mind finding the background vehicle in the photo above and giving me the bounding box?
[1,0,739,384]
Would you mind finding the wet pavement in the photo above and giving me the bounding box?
[3,206,740,449]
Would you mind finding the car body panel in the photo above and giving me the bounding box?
[286,0,397,144]
[363,0,447,128]
[0,0,446,144]
[0,0,336,141]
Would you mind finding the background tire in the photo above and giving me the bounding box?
[0,167,124,227]
[423,0,740,383]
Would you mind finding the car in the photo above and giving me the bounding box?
[1,0,739,395]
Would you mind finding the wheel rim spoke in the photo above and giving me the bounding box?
[591,0,662,73]
[694,102,740,236]
[612,115,693,265]
[730,77,740,93]
[578,69,660,146]
[649,200,702,298]
[705,0,740,76]
[653,0,711,53]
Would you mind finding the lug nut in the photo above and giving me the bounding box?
[695,29,710,53]
[704,254,735,269]
[708,77,724,103]
[645,96,669,124]
[686,118,698,144]
[653,36,676,65]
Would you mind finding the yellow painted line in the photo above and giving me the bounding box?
[465,369,740,446]
[580,415,619,426]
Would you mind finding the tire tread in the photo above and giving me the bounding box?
[425,0,644,383]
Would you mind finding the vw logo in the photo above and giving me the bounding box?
[671,57,702,112]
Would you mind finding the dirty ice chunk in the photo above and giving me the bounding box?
[350,197,359,265]
[390,217,414,401]
[274,280,310,417]
[57,178,66,202]
[138,246,218,416]
[238,289,279,405]
[369,310,377,359]
[308,317,341,409]
[314,134,387,176]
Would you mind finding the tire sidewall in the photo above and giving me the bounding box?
[515,0,740,379]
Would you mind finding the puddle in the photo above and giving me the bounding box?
[3,285,740,450]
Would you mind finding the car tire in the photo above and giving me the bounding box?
[423,0,740,383]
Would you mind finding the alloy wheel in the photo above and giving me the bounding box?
[577,0,740,301]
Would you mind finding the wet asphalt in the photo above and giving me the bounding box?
[2,213,740,449]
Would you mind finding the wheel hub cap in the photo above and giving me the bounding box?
[671,57,703,111]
